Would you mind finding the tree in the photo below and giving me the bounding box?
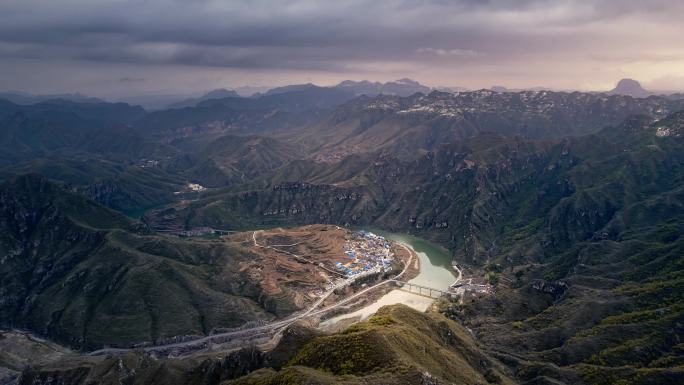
[485,271,499,286]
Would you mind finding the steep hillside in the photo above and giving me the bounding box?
[289,90,684,160]
[0,175,305,350]
[229,304,515,385]
[0,99,145,125]
[173,112,684,263]
[170,135,305,187]
[167,88,242,109]
[10,306,509,385]
[0,99,155,166]
[139,85,354,141]
[1,91,683,384]
[449,113,684,385]
[4,330,267,385]
[0,157,186,217]
[147,110,684,384]
[199,85,355,112]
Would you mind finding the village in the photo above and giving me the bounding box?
[335,230,395,277]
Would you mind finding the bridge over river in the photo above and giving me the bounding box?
[89,230,459,357]
[390,279,456,298]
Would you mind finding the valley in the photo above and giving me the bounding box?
[2,221,482,382]
[5,0,684,382]
[83,226,467,358]
[1,83,683,385]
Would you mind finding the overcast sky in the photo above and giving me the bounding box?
[1,0,683,98]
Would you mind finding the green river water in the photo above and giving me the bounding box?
[321,229,456,326]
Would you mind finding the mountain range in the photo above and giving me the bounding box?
[166,89,241,109]
[0,91,105,105]
[6,78,680,112]
[1,79,683,384]
[0,174,317,351]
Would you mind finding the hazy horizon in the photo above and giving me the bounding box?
[0,77,681,103]
[1,0,684,98]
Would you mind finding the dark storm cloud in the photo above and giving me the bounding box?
[0,0,682,95]
[0,0,677,69]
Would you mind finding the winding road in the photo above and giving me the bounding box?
[89,237,416,357]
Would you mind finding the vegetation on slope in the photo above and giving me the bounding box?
[229,304,515,385]
[0,175,300,349]
[164,111,684,384]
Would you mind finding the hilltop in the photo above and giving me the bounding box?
[608,78,651,98]
[230,305,515,385]
[166,89,242,109]
[12,305,516,385]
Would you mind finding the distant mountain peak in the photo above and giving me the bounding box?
[260,83,319,97]
[337,79,380,88]
[165,88,240,108]
[608,78,651,98]
[0,91,105,105]
[394,78,421,85]
[203,88,240,99]
[334,78,430,96]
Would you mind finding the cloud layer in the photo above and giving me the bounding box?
[1,0,683,97]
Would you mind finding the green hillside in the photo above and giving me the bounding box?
[154,111,684,384]
[229,305,515,385]
[0,175,295,349]
[1,93,683,384]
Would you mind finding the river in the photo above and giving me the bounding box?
[321,230,456,327]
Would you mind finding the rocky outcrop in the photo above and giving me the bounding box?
[531,279,568,299]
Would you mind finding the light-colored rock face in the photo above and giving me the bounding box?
[656,127,675,137]
[363,90,675,121]
[653,112,684,137]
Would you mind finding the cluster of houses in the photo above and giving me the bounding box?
[335,231,395,277]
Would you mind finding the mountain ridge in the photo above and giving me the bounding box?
[0,174,308,350]
[166,89,242,109]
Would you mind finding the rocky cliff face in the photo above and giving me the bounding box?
[174,181,372,232]
[171,111,684,270]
